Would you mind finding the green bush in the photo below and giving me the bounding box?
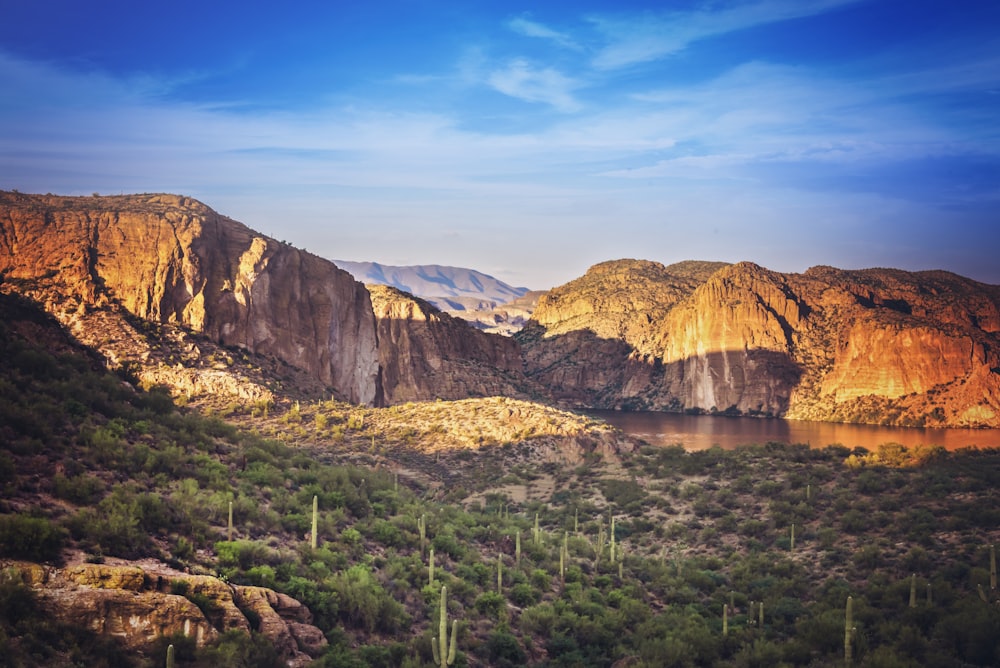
[0,514,67,563]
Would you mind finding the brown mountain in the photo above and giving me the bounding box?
[367,284,527,403]
[0,192,526,407]
[519,259,1000,428]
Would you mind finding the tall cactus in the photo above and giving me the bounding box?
[722,604,728,636]
[227,500,234,542]
[166,643,175,668]
[909,574,917,608]
[497,552,503,593]
[418,514,427,556]
[310,495,318,549]
[845,595,854,667]
[991,544,997,591]
[432,585,457,668]
[533,513,540,545]
[610,515,617,564]
[790,524,795,551]
[428,547,435,587]
[515,530,521,566]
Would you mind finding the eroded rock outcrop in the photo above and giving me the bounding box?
[368,285,528,403]
[4,560,326,666]
[521,260,1000,428]
[0,191,379,405]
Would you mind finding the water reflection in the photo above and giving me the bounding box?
[588,410,1000,452]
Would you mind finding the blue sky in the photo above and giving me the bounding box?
[2,0,998,289]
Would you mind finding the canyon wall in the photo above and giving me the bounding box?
[368,284,528,403]
[0,192,531,407]
[0,192,379,404]
[520,260,1000,428]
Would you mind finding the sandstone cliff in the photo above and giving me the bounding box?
[0,191,379,405]
[520,260,1000,428]
[368,284,529,403]
[0,192,538,409]
[4,560,326,666]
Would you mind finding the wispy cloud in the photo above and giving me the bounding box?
[508,15,581,51]
[589,0,864,70]
[487,59,582,112]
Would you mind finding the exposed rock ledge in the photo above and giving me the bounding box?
[3,560,326,666]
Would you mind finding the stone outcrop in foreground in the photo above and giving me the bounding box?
[4,560,326,666]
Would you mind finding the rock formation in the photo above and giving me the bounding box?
[0,192,532,407]
[0,191,379,405]
[520,260,1000,428]
[368,285,528,403]
[4,560,326,666]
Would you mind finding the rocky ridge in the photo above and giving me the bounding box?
[520,260,1000,428]
[368,285,530,404]
[0,192,528,407]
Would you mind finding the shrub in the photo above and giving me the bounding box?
[0,514,67,563]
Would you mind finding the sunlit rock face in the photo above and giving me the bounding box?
[0,192,379,404]
[367,284,528,404]
[6,561,325,666]
[521,260,1000,428]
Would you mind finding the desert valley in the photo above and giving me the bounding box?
[1,191,999,667]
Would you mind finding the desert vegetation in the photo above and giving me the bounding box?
[1,293,999,667]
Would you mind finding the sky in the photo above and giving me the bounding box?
[1,0,998,290]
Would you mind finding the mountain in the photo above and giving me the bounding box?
[519,259,1000,428]
[0,192,526,407]
[332,260,529,310]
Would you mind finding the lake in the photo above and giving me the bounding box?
[588,410,1000,452]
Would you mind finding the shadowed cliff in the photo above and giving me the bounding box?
[519,260,1000,428]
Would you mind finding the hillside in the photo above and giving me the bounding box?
[2,289,1000,666]
[334,260,536,334]
[519,259,1000,428]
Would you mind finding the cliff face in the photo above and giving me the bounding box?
[0,192,379,405]
[6,561,325,667]
[521,260,1000,428]
[0,192,539,407]
[368,284,528,403]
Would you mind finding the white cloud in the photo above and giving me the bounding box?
[589,0,865,70]
[508,16,581,51]
[487,59,582,112]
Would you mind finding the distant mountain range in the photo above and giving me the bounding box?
[332,260,529,311]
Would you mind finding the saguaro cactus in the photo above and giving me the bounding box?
[418,514,427,556]
[845,596,854,667]
[428,547,435,587]
[497,553,503,593]
[227,500,234,541]
[432,586,458,668]
[722,604,728,636]
[790,524,795,551]
[166,643,175,668]
[310,495,318,549]
[515,530,521,566]
[991,544,997,591]
[909,574,917,608]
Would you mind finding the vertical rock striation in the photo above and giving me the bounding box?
[0,192,379,404]
[521,259,1000,428]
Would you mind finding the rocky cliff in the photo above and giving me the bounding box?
[368,284,529,403]
[520,260,1000,428]
[0,192,533,408]
[4,560,326,667]
[0,191,379,404]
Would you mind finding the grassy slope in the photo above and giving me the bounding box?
[1,291,1000,667]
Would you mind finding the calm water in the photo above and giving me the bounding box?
[588,410,1000,452]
